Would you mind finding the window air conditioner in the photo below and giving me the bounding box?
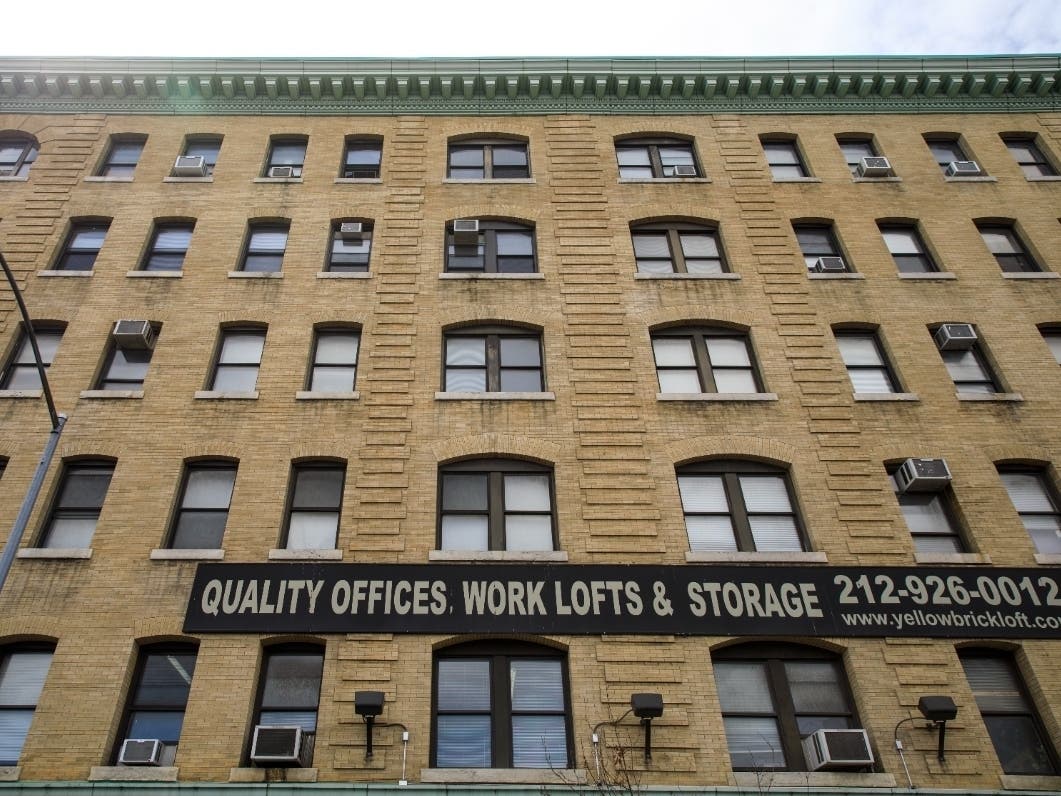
[671,164,698,177]
[945,160,982,177]
[339,222,364,240]
[172,155,207,177]
[857,156,893,177]
[268,166,300,178]
[813,256,847,273]
[118,738,163,766]
[895,457,952,493]
[250,725,312,767]
[112,320,157,350]
[452,219,480,244]
[934,323,977,351]
[802,728,874,771]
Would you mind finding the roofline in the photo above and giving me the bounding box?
[1,54,1058,115]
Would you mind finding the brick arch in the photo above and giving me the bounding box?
[133,616,191,641]
[614,127,701,141]
[709,636,849,656]
[217,310,273,325]
[431,433,562,465]
[303,313,364,328]
[178,443,244,462]
[443,207,539,227]
[982,444,1054,466]
[289,446,348,462]
[0,617,63,642]
[56,442,123,461]
[667,435,798,468]
[627,209,722,227]
[637,306,757,331]
[823,313,886,328]
[432,633,568,652]
[438,306,557,331]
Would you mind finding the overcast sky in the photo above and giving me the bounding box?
[4,0,1060,59]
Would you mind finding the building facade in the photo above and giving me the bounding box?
[0,55,1059,795]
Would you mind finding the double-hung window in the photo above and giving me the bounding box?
[98,136,145,178]
[762,138,809,179]
[113,645,198,766]
[652,327,761,394]
[447,139,529,179]
[209,328,265,392]
[0,136,39,178]
[141,222,194,272]
[836,137,877,176]
[794,223,847,271]
[341,137,382,178]
[240,223,288,273]
[327,221,372,272]
[54,221,109,271]
[0,646,54,765]
[997,467,1061,555]
[263,137,306,178]
[887,465,967,553]
[97,323,159,390]
[834,330,900,394]
[168,462,237,549]
[1002,135,1057,178]
[308,328,360,392]
[677,461,806,553]
[438,459,556,552]
[1042,327,1061,365]
[251,645,324,763]
[879,224,938,273]
[925,135,974,172]
[177,136,221,176]
[445,220,536,274]
[977,224,1042,273]
[632,222,726,274]
[615,138,700,178]
[932,326,1001,394]
[1,325,63,390]
[40,461,115,548]
[443,327,544,393]
[283,462,345,550]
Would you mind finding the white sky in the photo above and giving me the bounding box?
[3,0,1060,58]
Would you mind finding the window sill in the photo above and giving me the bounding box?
[429,550,569,562]
[84,175,134,183]
[252,177,303,184]
[0,389,43,399]
[898,272,957,280]
[853,176,901,183]
[38,269,93,277]
[1035,553,1061,565]
[1026,175,1061,182]
[914,552,992,565]
[442,178,536,184]
[317,271,371,279]
[618,177,711,184]
[80,390,144,400]
[686,551,828,564]
[164,175,213,183]
[635,272,740,280]
[195,390,259,400]
[296,391,360,401]
[436,391,555,401]
[732,772,895,788]
[1001,774,1061,791]
[17,548,92,559]
[657,392,778,402]
[127,270,182,278]
[421,768,586,785]
[808,272,864,280]
[268,548,343,560]
[89,766,178,782]
[772,176,822,183]
[956,392,1023,402]
[230,768,317,783]
[854,392,920,402]
[0,767,20,782]
[228,271,283,279]
[0,175,29,182]
[440,272,545,280]
[151,548,225,561]
[944,175,996,183]
[334,177,382,184]
[1002,271,1058,279]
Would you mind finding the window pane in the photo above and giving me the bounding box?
[311,367,357,392]
[154,227,192,251]
[497,231,533,256]
[764,143,800,164]
[883,229,921,254]
[749,516,803,552]
[219,333,264,364]
[504,475,550,511]
[616,148,650,166]
[848,367,893,393]
[287,513,338,549]
[499,338,540,367]
[838,335,883,366]
[58,469,113,509]
[658,370,701,393]
[345,143,381,166]
[127,711,184,743]
[449,147,484,168]
[135,654,196,706]
[212,366,258,392]
[69,227,107,249]
[0,653,52,705]
[653,338,695,367]
[928,140,963,164]
[441,516,488,551]
[492,146,527,167]
[259,710,317,732]
[446,337,486,366]
[943,350,991,383]
[715,662,775,713]
[446,369,486,393]
[685,516,738,551]
[659,146,694,170]
[980,229,1021,255]
[436,716,491,767]
[999,473,1055,512]
[724,716,785,769]
[677,475,728,512]
[712,370,757,393]
[795,228,835,254]
[500,369,542,392]
[292,469,343,508]
[260,653,323,709]
[0,711,32,764]
[740,476,792,512]
[1024,515,1061,554]
[632,233,671,259]
[270,143,305,165]
[900,493,956,535]
[315,334,358,365]
[104,348,151,383]
[706,338,751,367]
[172,512,228,549]
[913,535,965,553]
[786,662,848,714]
[437,660,490,711]
[685,259,724,275]
[248,229,288,252]
[512,715,567,768]
[680,233,719,258]
[510,660,563,710]
[505,515,553,551]
[442,474,488,511]
[985,716,1057,775]
[43,517,97,548]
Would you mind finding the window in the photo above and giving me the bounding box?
[836,136,877,176]
[252,645,324,761]
[960,650,1058,775]
[977,224,1042,273]
[326,221,372,272]
[933,326,1000,394]
[97,325,159,390]
[141,222,193,272]
[677,460,805,553]
[177,136,221,176]
[762,138,808,179]
[0,459,5,481]
[887,465,966,553]
[0,646,54,765]
[240,222,288,273]
[1002,135,1057,178]
[98,136,145,178]
[631,222,726,274]
[793,223,847,271]
[924,135,972,171]
[879,224,938,274]
[1042,328,1061,365]
[0,135,38,178]
[167,461,237,549]
[283,462,345,550]
[54,221,109,271]
[997,467,1061,555]
[341,137,382,178]
[308,328,359,392]
[447,139,529,179]
[114,645,198,766]
[209,328,265,392]
[834,330,900,393]
[433,640,570,768]
[263,137,306,177]
[443,327,544,393]
[39,461,115,548]
[615,137,700,178]
[1,325,63,390]
[652,327,761,394]
[445,220,536,274]
[438,459,556,552]
[713,643,857,771]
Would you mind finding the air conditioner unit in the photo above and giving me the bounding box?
[813,256,847,273]
[895,457,952,493]
[339,222,364,240]
[250,725,312,767]
[112,320,157,350]
[945,160,982,177]
[934,323,977,351]
[118,738,163,766]
[172,155,207,177]
[671,164,698,177]
[452,219,480,244]
[857,156,893,177]
[268,166,301,178]
[802,729,874,771]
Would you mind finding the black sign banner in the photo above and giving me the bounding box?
[183,563,1061,639]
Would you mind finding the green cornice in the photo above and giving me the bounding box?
[0,55,1058,116]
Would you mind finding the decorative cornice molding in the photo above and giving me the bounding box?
[0,55,1057,115]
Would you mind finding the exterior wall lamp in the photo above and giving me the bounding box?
[631,692,664,763]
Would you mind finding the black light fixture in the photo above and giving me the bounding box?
[355,690,385,757]
[630,693,664,763]
[918,695,958,762]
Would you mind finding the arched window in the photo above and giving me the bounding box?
[996,464,1061,555]
[281,460,346,551]
[447,137,529,179]
[651,326,762,394]
[445,219,536,274]
[39,458,116,549]
[443,324,544,393]
[166,459,238,549]
[1,322,65,390]
[0,643,55,765]
[631,220,726,274]
[0,135,39,178]
[113,643,198,765]
[615,136,701,178]
[250,643,325,766]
